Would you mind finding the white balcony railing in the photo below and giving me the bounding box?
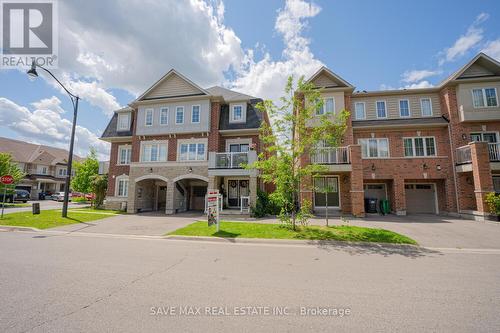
[310,147,350,164]
[456,145,472,164]
[209,151,257,169]
[489,143,500,161]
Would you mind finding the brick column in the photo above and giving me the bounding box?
[249,176,257,209]
[127,180,136,213]
[208,101,221,152]
[393,177,406,215]
[470,142,494,213]
[165,180,175,214]
[349,145,365,217]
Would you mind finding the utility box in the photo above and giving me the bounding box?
[32,202,40,215]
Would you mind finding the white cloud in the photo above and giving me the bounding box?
[0,97,110,160]
[482,39,500,61]
[439,13,488,65]
[403,81,434,89]
[31,96,65,114]
[230,0,323,103]
[401,69,441,83]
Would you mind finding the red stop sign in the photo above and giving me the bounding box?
[0,175,14,185]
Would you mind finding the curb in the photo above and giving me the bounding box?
[164,235,421,249]
[0,225,41,232]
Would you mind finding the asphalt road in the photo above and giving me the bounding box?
[1,231,499,332]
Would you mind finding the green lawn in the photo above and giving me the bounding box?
[0,208,123,229]
[0,203,31,208]
[168,221,417,245]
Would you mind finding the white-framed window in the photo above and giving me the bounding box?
[230,104,245,122]
[191,105,200,123]
[324,97,335,114]
[420,98,433,116]
[472,88,498,108]
[176,106,184,124]
[118,145,132,165]
[38,165,48,174]
[117,113,130,131]
[140,141,167,162]
[358,138,389,158]
[354,102,366,120]
[179,141,206,161]
[160,107,168,125]
[145,109,153,126]
[399,99,410,117]
[403,137,436,157]
[376,101,387,118]
[116,177,129,197]
[58,168,67,176]
[470,132,498,143]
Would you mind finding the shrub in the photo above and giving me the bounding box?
[485,192,500,215]
[252,190,282,218]
[72,196,89,203]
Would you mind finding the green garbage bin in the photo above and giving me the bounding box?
[379,199,390,215]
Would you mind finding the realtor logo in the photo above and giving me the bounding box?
[1,0,58,68]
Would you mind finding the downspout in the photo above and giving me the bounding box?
[443,114,461,215]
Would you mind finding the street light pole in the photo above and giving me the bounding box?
[27,60,80,218]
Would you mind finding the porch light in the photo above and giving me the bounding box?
[462,133,467,140]
[188,167,193,173]
[436,165,442,171]
[422,163,429,170]
[371,163,376,171]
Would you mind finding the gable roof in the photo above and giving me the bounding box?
[0,136,83,165]
[206,86,256,102]
[306,66,354,89]
[440,52,500,86]
[136,69,210,101]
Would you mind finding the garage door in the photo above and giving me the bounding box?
[405,184,437,214]
[364,184,386,201]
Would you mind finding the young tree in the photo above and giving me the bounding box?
[0,153,25,183]
[251,76,348,229]
[90,174,108,208]
[71,148,99,194]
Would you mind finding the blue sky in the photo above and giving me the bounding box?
[0,0,499,159]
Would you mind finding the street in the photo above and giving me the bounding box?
[1,228,499,332]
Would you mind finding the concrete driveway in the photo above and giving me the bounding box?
[51,212,203,236]
[250,214,500,249]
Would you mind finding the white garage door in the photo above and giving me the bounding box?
[364,184,386,201]
[405,184,437,214]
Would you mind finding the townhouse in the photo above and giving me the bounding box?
[100,70,270,214]
[0,136,81,199]
[301,53,500,220]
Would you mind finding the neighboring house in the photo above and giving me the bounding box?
[299,52,500,220]
[100,69,270,214]
[0,136,81,199]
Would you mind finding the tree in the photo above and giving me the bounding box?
[71,148,99,194]
[0,153,25,184]
[90,174,108,208]
[251,76,348,229]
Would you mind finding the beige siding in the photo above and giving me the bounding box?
[460,63,495,78]
[312,73,339,87]
[457,80,500,121]
[145,73,203,99]
[351,93,441,120]
[306,91,346,127]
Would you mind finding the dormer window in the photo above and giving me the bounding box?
[117,113,130,131]
[230,104,246,123]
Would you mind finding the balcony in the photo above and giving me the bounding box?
[310,147,351,172]
[455,143,500,172]
[489,143,500,161]
[456,145,472,165]
[208,151,258,176]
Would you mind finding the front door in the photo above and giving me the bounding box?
[227,179,249,207]
[191,186,207,211]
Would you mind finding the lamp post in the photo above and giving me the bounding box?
[27,60,80,218]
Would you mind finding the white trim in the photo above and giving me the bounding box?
[159,107,169,125]
[177,138,208,161]
[191,105,201,123]
[313,175,341,209]
[230,104,246,123]
[471,87,499,108]
[358,138,390,158]
[375,100,387,119]
[139,140,168,163]
[117,113,131,132]
[324,97,335,114]
[420,98,433,117]
[225,138,252,152]
[402,136,437,157]
[175,106,184,124]
[145,108,154,126]
[172,174,209,183]
[354,102,366,120]
[115,175,129,197]
[117,144,132,165]
[398,99,411,118]
[404,182,438,214]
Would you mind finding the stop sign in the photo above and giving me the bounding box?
[0,175,14,185]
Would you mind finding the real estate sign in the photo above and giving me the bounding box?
[207,190,220,231]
